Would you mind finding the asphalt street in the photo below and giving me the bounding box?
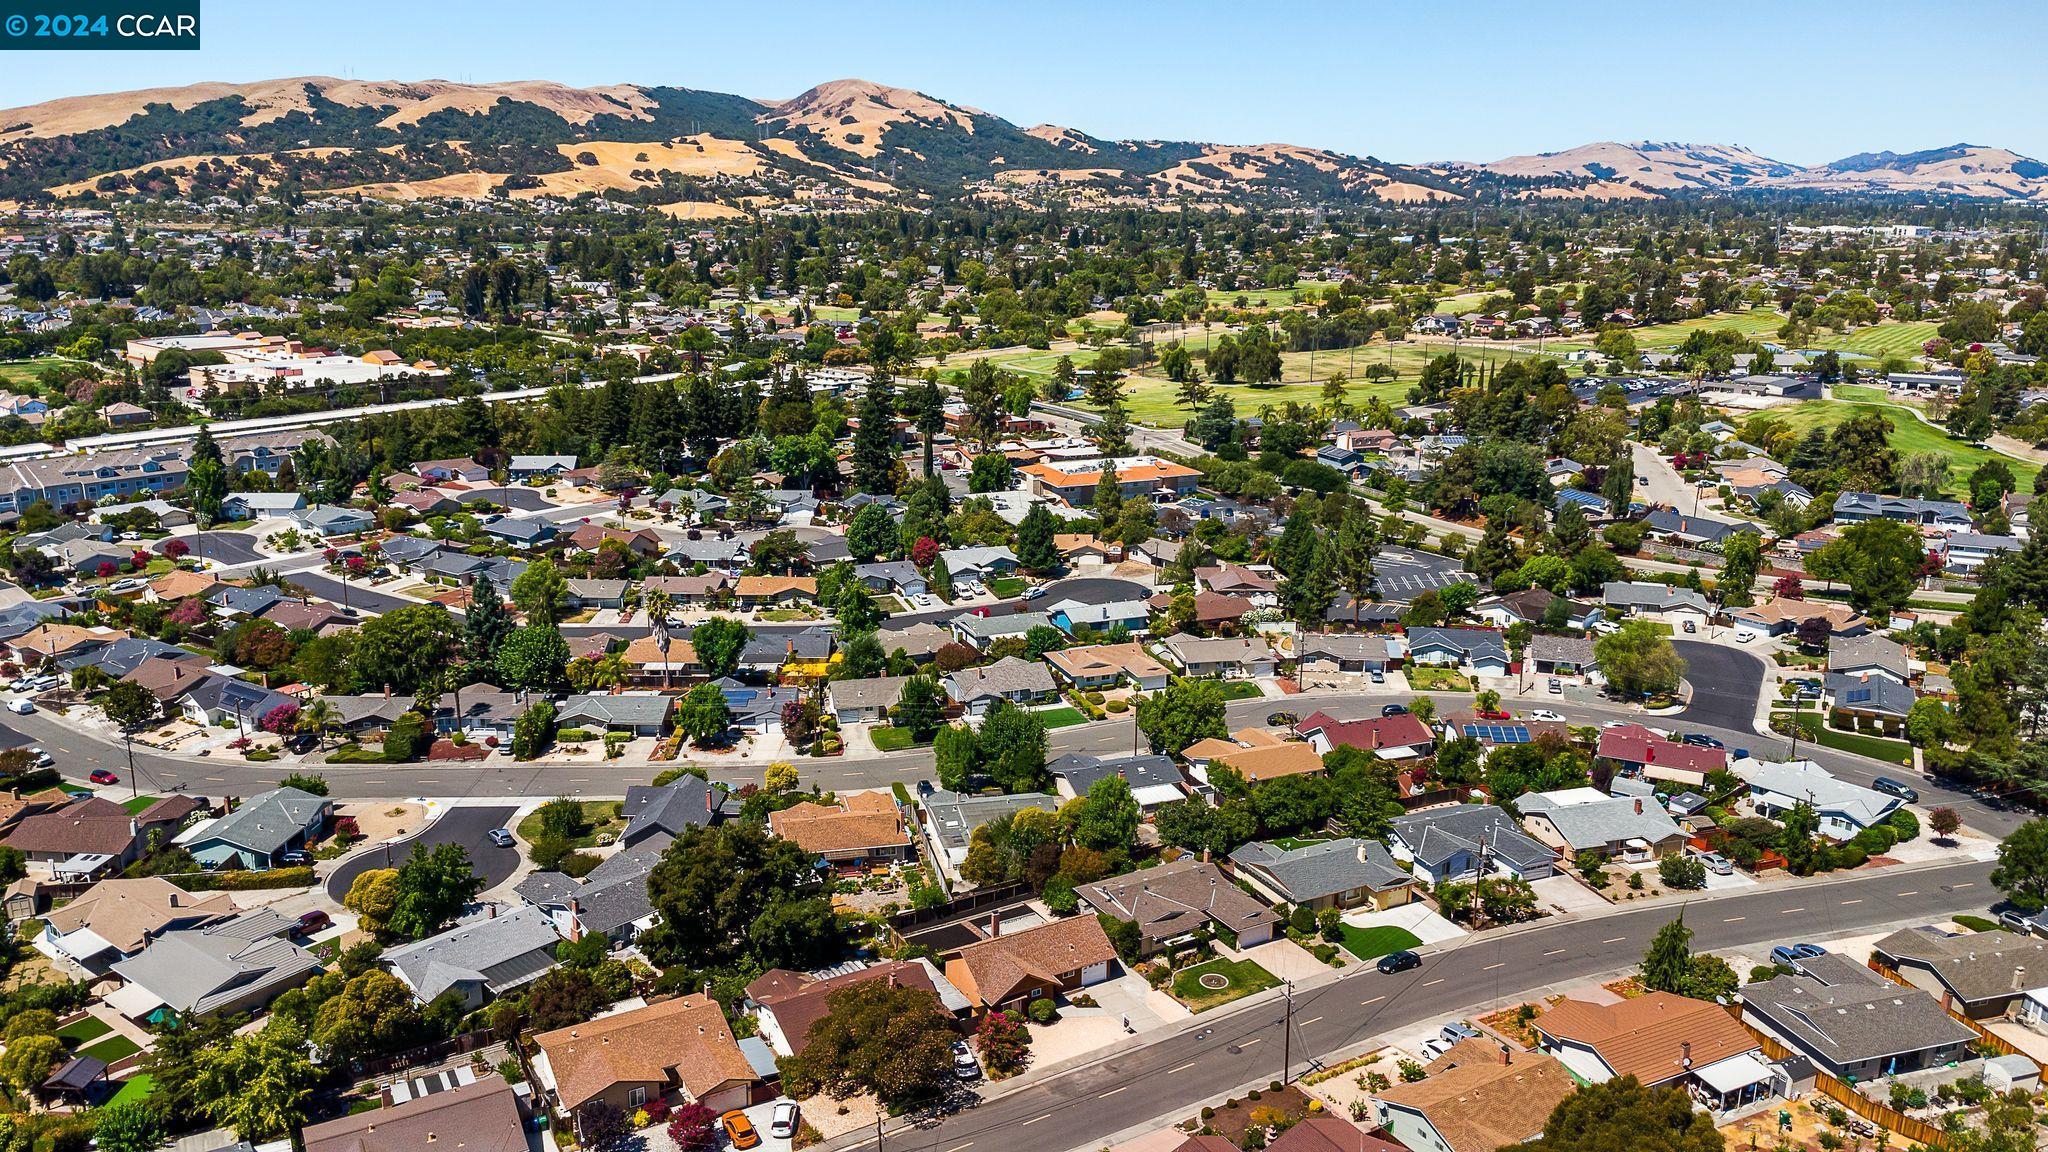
[324,804,521,900]
[457,487,552,512]
[156,531,264,566]
[1669,638,1771,732]
[839,859,1998,1152]
[289,570,417,616]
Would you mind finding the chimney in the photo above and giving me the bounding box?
[382,683,391,699]
[2016,966,2029,993]
[1681,1040,1692,1069]
[1500,1044,1511,1066]
[988,912,1000,940]
[1634,798,1644,815]
[488,903,498,919]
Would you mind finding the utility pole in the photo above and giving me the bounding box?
[1281,979,1295,1084]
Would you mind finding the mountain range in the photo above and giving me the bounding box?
[2,75,2045,209]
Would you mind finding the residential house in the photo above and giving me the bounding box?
[734,576,818,608]
[1734,758,1902,841]
[207,583,287,619]
[618,778,728,847]
[738,629,833,681]
[1019,456,1201,508]
[950,611,1054,652]
[854,561,927,600]
[1296,711,1436,760]
[533,993,762,1140]
[1182,729,1324,784]
[1473,588,1602,632]
[565,578,629,611]
[1048,753,1189,810]
[1076,858,1280,955]
[618,634,702,686]
[219,492,306,520]
[1044,643,1171,692]
[34,876,235,973]
[945,916,1119,1011]
[1529,634,1599,680]
[1387,803,1557,882]
[515,835,668,948]
[1228,838,1417,913]
[719,680,807,737]
[555,693,673,737]
[1833,491,1973,529]
[1727,597,1869,642]
[1403,627,1511,676]
[1940,531,2021,575]
[1828,635,1910,683]
[177,674,296,731]
[751,961,967,1056]
[1263,1117,1407,1152]
[480,516,557,548]
[1157,633,1276,679]
[292,505,374,537]
[1823,673,1916,728]
[184,787,330,870]
[1195,562,1279,601]
[4,795,198,879]
[1516,787,1687,862]
[413,457,490,484]
[769,792,912,870]
[1296,633,1398,683]
[302,1077,528,1152]
[937,546,1020,582]
[1371,1041,1575,1152]
[944,657,1057,717]
[1149,589,1254,631]
[1532,992,1775,1112]
[1047,597,1151,637]
[919,789,1061,877]
[825,675,912,724]
[1602,581,1712,631]
[1871,926,2048,1020]
[1596,724,1728,788]
[508,455,579,480]
[106,910,321,1023]
[146,569,221,604]
[382,905,562,1009]
[878,620,954,663]
[1642,509,1762,547]
[642,573,730,605]
[567,524,663,557]
[1742,953,1977,1082]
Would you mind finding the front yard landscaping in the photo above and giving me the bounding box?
[515,799,625,848]
[869,726,923,752]
[1770,710,1913,765]
[1216,681,1264,701]
[56,1016,111,1046]
[1406,667,1472,691]
[1035,706,1088,729]
[1170,958,1280,1012]
[1335,924,1423,961]
[989,577,1026,598]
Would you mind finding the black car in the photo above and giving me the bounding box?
[1871,777,1921,803]
[1381,704,1409,717]
[1377,949,1422,974]
[1680,733,1725,750]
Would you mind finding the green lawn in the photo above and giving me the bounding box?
[1216,681,1264,701]
[106,1074,155,1108]
[1205,282,1341,309]
[1170,958,1281,1013]
[1035,706,1089,729]
[515,800,625,849]
[1807,321,1940,360]
[1772,711,1913,765]
[56,1016,111,1046]
[988,577,1026,599]
[1270,836,1330,851]
[119,795,164,815]
[78,1034,142,1063]
[1406,667,1473,692]
[1336,924,1424,961]
[869,727,921,752]
[1741,397,2038,496]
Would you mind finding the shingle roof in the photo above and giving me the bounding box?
[304,1077,528,1152]
[1373,1041,1575,1152]
[1742,955,1977,1066]
[109,913,319,1015]
[1872,927,2048,1005]
[769,792,908,855]
[1533,992,1757,1085]
[383,906,562,1002]
[1229,838,1411,903]
[944,656,1056,701]
[1077,858,1280,944]
[951,916,1118,1007]
[197,786,327,855]
[535,993,758,1111]
[1389,803,1555,872]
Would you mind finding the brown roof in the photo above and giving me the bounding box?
[758,961,944,1053]
[262,601,350,632]
[10,623,116,659]
[620,635,698,668]
[304,1076,528,1152]
[1213,740,1324,782]
[0,787,74,831]
[1182,727,1286,762]
[120,654,210,702]
[948,916,1117,1008]
[1532,992,1757,1086]
[1265,1116,1407,1152]
[150,570,221,602]
[41,877,233,954]
[1076,858,1281,945]
[735,576,817,599]
[3,796,140,856]
[535,993,758,1111]
[769,791,908,855]
[1044,642,1169,683]
[1374,1041,1575,1152]
[1147,590,1254,624]
[567,524,661,554]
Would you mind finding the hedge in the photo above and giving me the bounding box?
[171,866,315,892]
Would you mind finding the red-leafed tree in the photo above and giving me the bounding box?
[258,702,299,735]
[1773,574,1804,600]
[911,535,941,568]
[163,538,190,560]
[665,1102,718,1151]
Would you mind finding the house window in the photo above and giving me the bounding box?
[629,1086,647,1108]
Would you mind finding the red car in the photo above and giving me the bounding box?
[1474,709,1512,722]
[88,769,117,785]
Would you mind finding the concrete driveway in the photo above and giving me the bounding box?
[325,804,520,901]
[1341,902,1468,946]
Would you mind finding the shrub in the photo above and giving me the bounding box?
[1106,698,1128,714]
[1658,854,1707,890]
[383,712,428,762]
[1026,997,1057,1024]
[1888,808,1921,842]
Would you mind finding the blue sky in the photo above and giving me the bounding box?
[5,0,2047,165]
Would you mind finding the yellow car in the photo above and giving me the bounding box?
[721,1111,761,1150]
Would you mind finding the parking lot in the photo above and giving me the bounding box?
[1370,546,1470,602]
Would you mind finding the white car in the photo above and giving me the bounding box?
[4,699,32,715]
[1591,620,1622,635]
[1600,719,1629,730]
[1529,709,1565,723]
[769,1102,800,1139]
[1021,586,1047,601]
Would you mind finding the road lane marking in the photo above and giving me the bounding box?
[1240,1037,1262,1047]
[945,1143,974,1152]
[1421,978,1444,988]
[1780,907,1804,914]
[1300,1016,1323,1026]
[1724,916,1745,922]
[1022,1115,1051,1127]
[1954,882,1976,889]
[1361,996,1385,1006]
[1602,936,1626,944]
[1543,949,1566,957]
[1840,898,1862,905]
[1168,1062,1197,1074]
[1099,1087,1127,1099]
[1482,963,1504,971]
[1898,890,1919,897]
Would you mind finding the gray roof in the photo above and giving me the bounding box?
[1517,792,1684,851]
[1389,803,1556,872]
[1530,634,1598,665]
[825,675,912,712]
[1824,673,1916,718]
[951,611,1052,641]
[944,656,1055,701]
[619,777,727,845]
[109,912,319,1015]
[1744,953,1978,1065]
[1739,759,1901,827]
[556,693,673,728]
[1834,491,1972,524]
[936,546,1017,574]
[1161,633,1275,665]
[196,787,327,855]
[515,834,668,936]
[1077,857,1281,943]
[1051,753,1186,796]
[382,905,562,1002]
[1296,633,1396,663]
[1602,581,1712,615]
[1228,838,1411,903]
[919,789,1059,855]
[1828,635,1909,677]
[1873,927,2048,1005]
[1405,626,1511,666]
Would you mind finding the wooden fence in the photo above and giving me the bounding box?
[1730,1012,1955,1149]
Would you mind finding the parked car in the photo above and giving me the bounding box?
[1021,586,1046,601]
[1695,851,1734,876]
[1871,777,1920,803]
[1381,704,1409,717]
[1440,1021,1482,1044]
[277,850,312,867]
[722,1111,760,1150]
[294,910,332,935]
[28,749,52,769]
[1547,678,1562,694]
[487,828,516,848]
[1418,1036,1451,1061]
[1683,621,1698,634]
[769,1103,801,1139]
[2000,910,2041,936]
[1378,949,1422,974]
[4,699,32,715]
[1681,733,1725,749]
[87,769,117,786]
[1769,943,1826,967]
[1529,709,1565,723]
[952,1040,981,1080]
[1475,709,1512,721]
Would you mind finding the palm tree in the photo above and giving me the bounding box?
[644,589,676,689]
[297,699,337,750]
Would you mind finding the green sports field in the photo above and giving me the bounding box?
[1744,397,2038,496]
